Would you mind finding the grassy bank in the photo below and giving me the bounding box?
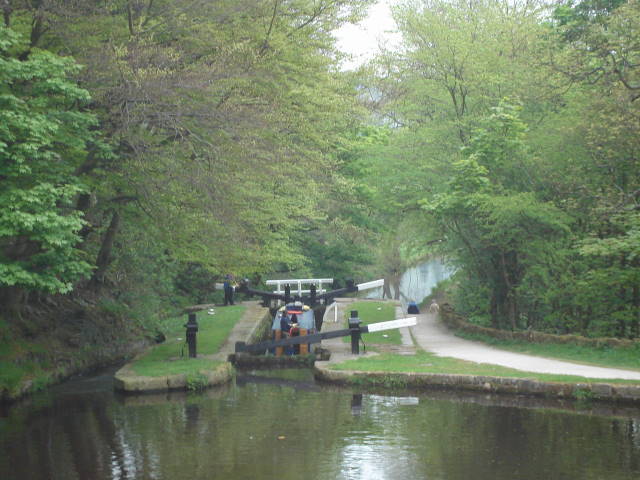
[453,331,640,372]
[342,301,400,346]
[328,300,640,386]
[0,308,147,402]
[130,305,246,377]
[329,350,640,385]
[0,338,55,398]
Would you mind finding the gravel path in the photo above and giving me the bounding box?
[405,310,640,380]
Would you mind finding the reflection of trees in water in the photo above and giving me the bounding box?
[84,383,346,479]
[400,401,640,480]
[2,384,640,480]
[0,392,128,479]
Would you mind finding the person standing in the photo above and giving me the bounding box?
[223,274,235,306]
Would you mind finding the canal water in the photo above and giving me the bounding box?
[1,368,639,480]
[367,259,454,305]
[397,259,454,304]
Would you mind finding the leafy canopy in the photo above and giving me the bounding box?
[0,26,96,293]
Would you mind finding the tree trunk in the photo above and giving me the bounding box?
[490,291,499,329]
[2,0,11,26]
[391,273,401,300]
[393,281,401,300]
[499,251,520,330]
[382,276,392,299]
[632,283,639,339]
[508,292,517,331]
[90,210,120,289]
[0,285,26,316]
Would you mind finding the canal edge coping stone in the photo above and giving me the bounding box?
[312,365,640,404]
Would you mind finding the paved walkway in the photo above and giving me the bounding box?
[319,300,640,380]
[405,309,640,381]
[213,301,268,360]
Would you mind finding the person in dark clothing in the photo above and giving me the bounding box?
[289,314,299,335]
[280,313,291,333]
[288,313,300,354]
[223,274,235,306]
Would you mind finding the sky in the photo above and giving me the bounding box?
[333,0,402,69]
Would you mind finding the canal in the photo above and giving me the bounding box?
[1,368,639,480]
[367,258,454,305]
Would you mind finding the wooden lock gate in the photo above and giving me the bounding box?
[235,316,417,355]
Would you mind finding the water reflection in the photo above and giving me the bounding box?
[1,369,639,480]
[351,394,363,416]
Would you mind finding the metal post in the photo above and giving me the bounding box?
[284,284,291,304]
[348,310,361,355]
[185,313,198,358]
[310,284,317,306]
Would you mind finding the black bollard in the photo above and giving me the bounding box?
[185,313,199,358]
[284,284,291,304]
[348,310,361,355]
[310,284,317,307]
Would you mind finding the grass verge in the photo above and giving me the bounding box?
[330,351,639,384]
[454,330,640,371]
[342,301,400,346]
[130,305,245,377]
[329,350,640,385]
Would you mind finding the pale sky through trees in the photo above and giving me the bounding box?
[334,0,401,69]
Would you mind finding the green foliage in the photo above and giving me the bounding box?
[186,372,209,392]
[426,102,571,329]
[356,0,637,337]
[573,388,595,401]
[549,4,639,180]
[0,26,96,294]
[0,2,392,346]
[1,0,638,367]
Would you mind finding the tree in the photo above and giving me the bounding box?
[3,0,376,289]
[385,0,556,144]
[552,0,640,102]
[0,25,97,307]
[425,103,570,328]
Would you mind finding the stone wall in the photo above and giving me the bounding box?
[313,366,640,404]
[440,304,640,349]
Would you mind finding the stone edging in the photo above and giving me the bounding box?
[114,361,234,393]
[244,306,273,345]
[313,364,640,404]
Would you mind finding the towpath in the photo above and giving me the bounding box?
[319,299,640,380]
[404,308,640,381]
[213,301,268,360]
